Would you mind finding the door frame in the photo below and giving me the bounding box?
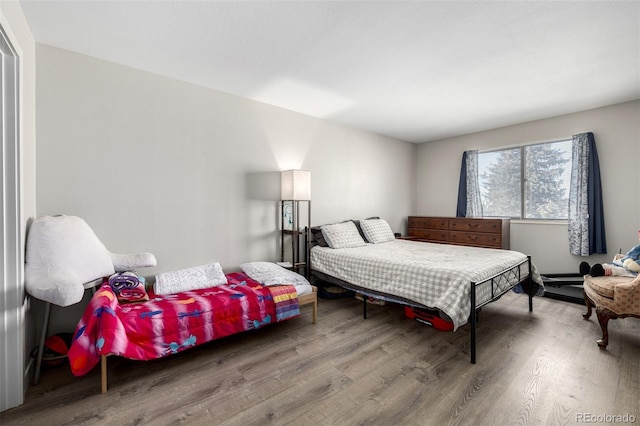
[0,16,24,412]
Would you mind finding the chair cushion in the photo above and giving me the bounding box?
[25,215,116,306]
[583,275,631,299]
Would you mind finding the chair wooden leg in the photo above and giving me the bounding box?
[595,307,612,349]
[582,292,593,319]
[32,302,52,385]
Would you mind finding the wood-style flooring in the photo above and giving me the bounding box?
[2,292,639,425]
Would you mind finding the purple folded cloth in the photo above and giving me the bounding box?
[108,272,148,303]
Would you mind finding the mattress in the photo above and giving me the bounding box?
[311,239,542,330]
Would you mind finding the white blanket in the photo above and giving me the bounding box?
[311,239,543,330]
[154,262,228,295]
[240,261,313,296]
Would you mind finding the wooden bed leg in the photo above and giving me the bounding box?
[101,355,107,394]
[470,281,477,364]
[312,293,317,324]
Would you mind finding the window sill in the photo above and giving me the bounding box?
[511,219,567,226]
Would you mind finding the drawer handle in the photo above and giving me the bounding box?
[467,223,479,228]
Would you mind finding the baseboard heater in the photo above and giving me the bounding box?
[541,273,584,305]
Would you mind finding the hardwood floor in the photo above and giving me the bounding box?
[2,292,639,425]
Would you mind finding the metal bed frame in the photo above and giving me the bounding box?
[311,256,535,364]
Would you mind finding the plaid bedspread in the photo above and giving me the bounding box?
[311,240,543,330]
[68,272,299,376]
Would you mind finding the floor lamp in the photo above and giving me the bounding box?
[280,170,311,276]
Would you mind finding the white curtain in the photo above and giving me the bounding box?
[568,137,589,255]
[465,150,483,218]
[568,132,606,255]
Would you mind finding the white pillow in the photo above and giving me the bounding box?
[154,262,228,295]
[240,261,310,286]
[360,218,395,244]
[321,221,367,249]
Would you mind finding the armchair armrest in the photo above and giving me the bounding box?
[614,274,640,301]
[25,272,85,307]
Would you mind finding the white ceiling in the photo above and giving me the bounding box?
[19,1,640,143]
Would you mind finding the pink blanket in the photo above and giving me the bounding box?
[68,272,299,376]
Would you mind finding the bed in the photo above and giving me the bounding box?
[68,270,313,393]
[310,218,544,363]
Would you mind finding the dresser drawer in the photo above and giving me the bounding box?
[449,218,501,234]
[408,229,448,242]
[449,231,502,248]
[408,217,448,230]
[406,216,509,249]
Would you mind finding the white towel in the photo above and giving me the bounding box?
[154,262,227,295]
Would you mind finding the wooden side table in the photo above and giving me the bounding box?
[298,285,317,324]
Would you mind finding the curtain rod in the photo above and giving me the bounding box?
[477,135,573,154]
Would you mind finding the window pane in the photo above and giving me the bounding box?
[478,148,521,217]
[524,140,571,219]
[477,140,572,220]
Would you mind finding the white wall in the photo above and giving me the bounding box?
[417,100,640,273]
[0,0,37,412]
[35,44,417,331]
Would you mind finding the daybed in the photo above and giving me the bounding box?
[310,218,544,363]
[24,215,317,393]
[68,268,316,393]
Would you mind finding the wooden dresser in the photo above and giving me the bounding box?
[406,216,510,249]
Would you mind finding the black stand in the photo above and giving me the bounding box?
[280,200,311,277]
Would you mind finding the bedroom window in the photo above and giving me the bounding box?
[477,139,572,220]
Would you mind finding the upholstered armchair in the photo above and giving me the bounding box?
[25,215,156,384]
[582,273,640,348]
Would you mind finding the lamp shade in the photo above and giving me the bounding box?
[281,170,311,200]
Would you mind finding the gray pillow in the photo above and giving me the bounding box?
[360,218,395,244]
[321,221,367,249]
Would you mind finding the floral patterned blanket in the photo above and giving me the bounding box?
[68,272,299,376]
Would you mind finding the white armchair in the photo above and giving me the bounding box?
[25,215,156,384]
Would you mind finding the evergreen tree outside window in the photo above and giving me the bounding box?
[477,140,572,220]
